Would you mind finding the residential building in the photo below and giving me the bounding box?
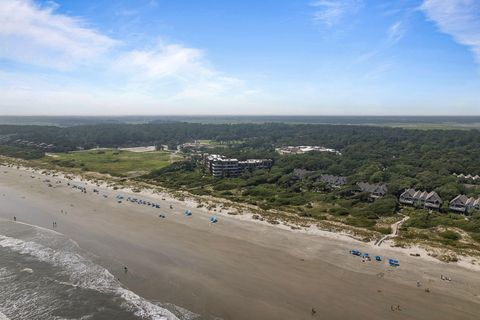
[355,182,388,200]
[319,174,347,187]
[399,189,443,210]
[449,195,480,214]
[276,146,341,155]
[453,173,480,182]
[239,159,273,171]
[291,169,312,179]
[204,154,272,177]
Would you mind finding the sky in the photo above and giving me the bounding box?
[0,0,480,116]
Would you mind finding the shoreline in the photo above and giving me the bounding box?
[3,160,479,272]
[1,163,480,319]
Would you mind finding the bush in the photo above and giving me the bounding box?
[439,230,460,241]
[470,233,480,243]
[0,145,44,159]
[374,226,392,235]
[346,217,376,228]
[368,196,397,217]
[329,207,349,216]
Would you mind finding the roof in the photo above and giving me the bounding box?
[356,182,388,195]
[450,194,480,207]
[401,189,442,204]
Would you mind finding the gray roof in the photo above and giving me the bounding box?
[401,189,442,204]
[356,182,388,195]
[319,174,347,186]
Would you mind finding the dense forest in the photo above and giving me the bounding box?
[2,122,480,247]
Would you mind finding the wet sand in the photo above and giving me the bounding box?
[1,165,480,319]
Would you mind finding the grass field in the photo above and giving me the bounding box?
[45,149,181,177]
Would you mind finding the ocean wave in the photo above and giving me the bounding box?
[0,234,179,320]
[0,311,10,320]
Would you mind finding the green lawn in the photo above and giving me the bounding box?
[45,149,180,177]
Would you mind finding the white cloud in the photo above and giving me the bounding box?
[0,0,117,70]
[421,0,480,62]
[310,0,364,27]
[388,21,406,43]
[114,44,212,80]
[0,0,249,112]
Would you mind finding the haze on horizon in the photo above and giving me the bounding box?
[1,0,480,116]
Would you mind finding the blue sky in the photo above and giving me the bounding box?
[0,0,479,115]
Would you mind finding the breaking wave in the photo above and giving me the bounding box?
[0,226,192,320]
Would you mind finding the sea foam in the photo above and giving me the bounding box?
[0,234,179,320]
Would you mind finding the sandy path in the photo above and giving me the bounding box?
[1,166,480,319]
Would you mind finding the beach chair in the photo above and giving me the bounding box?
[388,259,400,267]
[350,249,361,256]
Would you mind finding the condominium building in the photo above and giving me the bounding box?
[204,154,273,177]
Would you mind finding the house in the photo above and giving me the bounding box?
[318,174,347,187]
[453,173,480,182]
[399,188,416,205]
[449,195,480,213]
[399,189,443,210]
[423,191,443,210]
[291,169,312,179]
[356,182,388,200]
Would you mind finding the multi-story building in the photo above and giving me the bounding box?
[399,189,443,210]
[449,195,480,213]
[205,154,273,177]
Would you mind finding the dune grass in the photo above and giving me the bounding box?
[44,149,180,177]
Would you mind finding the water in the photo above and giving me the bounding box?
[0,221,196,320]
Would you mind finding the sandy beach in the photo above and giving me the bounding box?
[1,164,480,319]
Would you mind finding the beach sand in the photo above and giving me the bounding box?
[1,165,479,319]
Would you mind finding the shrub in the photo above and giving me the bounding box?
[470,233,480,243]
[329,207,349,216]
[346,217,376,228]
[439,230,460,241]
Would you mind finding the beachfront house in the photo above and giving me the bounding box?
[449,195,480,214]
[355,182,388,200]
[399,189,443,210]
[399,188,416,205]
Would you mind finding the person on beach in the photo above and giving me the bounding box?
[13,216,16,222]
[124,266,128,273]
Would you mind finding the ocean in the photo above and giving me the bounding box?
[0,220,196,320]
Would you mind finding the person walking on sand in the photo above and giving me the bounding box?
[124,266,128,273]
[13,216,16,222]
